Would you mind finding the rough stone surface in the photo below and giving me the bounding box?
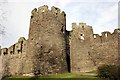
[1,37,27,77]
[0,5,119,77]
[89,29,119,67]
[24,5,68,75]
[70,23,119,73]
[70,23,95,73]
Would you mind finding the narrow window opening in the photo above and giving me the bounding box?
[3,52,6,55]
[80,33,84,40]
[42,10,45,12]
[81,34,83,36]
[10,51,13,54]
[55,10,58,15]
[41,46,43,48]
[61,27,64,33]
[55,10,57,13]
[18,50,21,53]
[94,35,97,39]
[82,26,84,30]
[105,33,108,37]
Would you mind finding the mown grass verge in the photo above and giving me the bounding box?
[1,73,109,80]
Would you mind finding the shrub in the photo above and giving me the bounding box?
[98,64,112,78]
[97,64,120,80]
[109,65,120,80]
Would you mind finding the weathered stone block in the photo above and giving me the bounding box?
[8,45,15,55]
[15,42,22,54]
[1,48,8,55]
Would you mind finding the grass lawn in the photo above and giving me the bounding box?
[2,73,109,80]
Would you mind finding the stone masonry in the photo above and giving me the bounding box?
[0,5,119,77]
[70,23,95,73]
[70,23,119,73]
[24,5,68,75]
[1,37,27,76]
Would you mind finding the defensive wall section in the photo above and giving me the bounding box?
[70,23,119,73]
[1,37,27,76]
[0,5,119,77]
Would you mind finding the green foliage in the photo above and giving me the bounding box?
[97,64,120,80]
[98,64,112,78]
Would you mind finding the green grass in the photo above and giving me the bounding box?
[2,73,109,80]
[86,70,98,74]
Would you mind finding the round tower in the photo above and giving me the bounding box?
[24,5,68,75]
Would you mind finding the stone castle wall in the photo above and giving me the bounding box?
[0,5,119,77]
[70,23,95,73]
[24,5,68,75]
[90,29,119,67]
[1,37,27,76]
[70,23,119,73]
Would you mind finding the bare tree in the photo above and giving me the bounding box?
[0,0,8,46]
[0,2,7,34]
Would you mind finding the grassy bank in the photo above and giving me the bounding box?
[2,73,109,80]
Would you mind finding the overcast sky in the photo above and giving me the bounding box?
[0,0,119,48]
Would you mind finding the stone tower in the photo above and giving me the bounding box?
[24,5,68,75]
[70,23,95,73]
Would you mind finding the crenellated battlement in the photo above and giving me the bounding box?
[92,28,120,44]
[72,23,77,26]
[18,37,26,42]
[1,37,27,76]
[38,5,48,13]
[72,22,86,27]
[79,23,86,26]
[31,8,37,17]
[51,6,61,14]
[1,37,27,56]
[1,48,8,55]
[70,22,119,72]
[101,31,111,37]
[71,22,119,45]
[1,5,119,77]
[93,34,102,44]
[26,5,68,75]
[72,22,92,31]
[8,45,15,55]
[93,34,100,39]
[31,5,66,19]
[113,28,120,34]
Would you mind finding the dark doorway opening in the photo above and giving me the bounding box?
[66,52,70,72]
[65,31,71,72]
